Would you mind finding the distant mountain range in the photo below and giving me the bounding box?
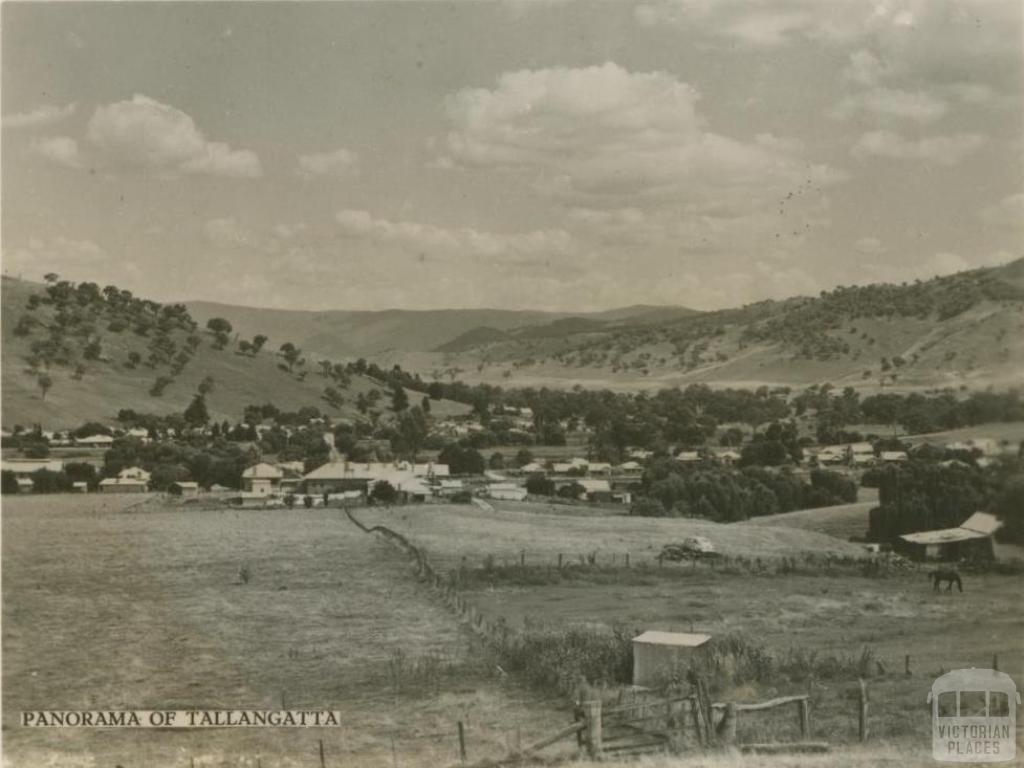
[2,258,1022,427]
[187,258,1024,393]
[183,301,699,358]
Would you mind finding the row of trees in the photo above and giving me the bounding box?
[630,460,856,521]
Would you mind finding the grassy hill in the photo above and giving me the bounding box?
[429,258,1024,392]
[4,259,1022,428]
[185,300,697,359]
[1,277,469,429]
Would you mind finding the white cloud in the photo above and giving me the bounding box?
[297,147,359,179]
[861,250,1015,285]
[443,63,843,213]
[633,0,926,47]
[334,209,575,261]
[833,87,948,123]
[945,82,997,105]
[723,12,813,47]
[851,130,985,165]
[3,102,77,129]
[842,50,889,88]
[84,94,262,178]
[30,136,84,169]
[978,193,1024,227]
[855,236,887,255]
[1,237,119,284]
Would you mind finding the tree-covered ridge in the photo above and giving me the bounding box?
[740,264,1024,355]
[452,258,1024,373]
[12,274,201,395]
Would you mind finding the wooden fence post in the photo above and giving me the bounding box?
[574,702,586,749]
[798,697,810,738]
[318,738,326,768]
[583,700,602,758]
[993,653,999,671]
[690,697,707,747]
[457,720,467,762]
[905,654,912,676]
[718,702,737,745]
[858,678,869,742]
[558,553,563,568]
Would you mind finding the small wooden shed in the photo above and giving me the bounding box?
[632,630,711,687]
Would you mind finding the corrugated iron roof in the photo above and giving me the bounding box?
[900,511,1002,545]
[633,631,711,647]
[960,512,1002,535]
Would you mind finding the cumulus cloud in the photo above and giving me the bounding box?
[3,102,77,129]
[335,209,575,261]
[82,94,262,178]
[861,250,1015,285]
[204,217,264,249]
[855,236,887,255]
[443,63,842,213]
[1,237,132,285]
[945,82,997,105]
[851,130,985,165]
[833,88,948,123]
[978,193,1024,227]
[842,50,889,88]
[633,0,923,47]
[30,136,84,169]
[297,147,359,178]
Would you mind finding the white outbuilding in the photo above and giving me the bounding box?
[632,630,711,687]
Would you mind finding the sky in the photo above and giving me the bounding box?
[2,0,1021,312]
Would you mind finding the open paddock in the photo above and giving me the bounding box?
[359,503,1021,754]
[460,567,1023,749]
[362,503,869,571]
[1,495,566,767]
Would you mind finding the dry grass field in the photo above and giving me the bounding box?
[362,503,868,572]
[362,503,1022,756]
[4,496,1021,767]
[741,502,875,541]
[1,495,565,767]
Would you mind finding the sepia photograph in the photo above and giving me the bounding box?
[1,1,1022,766]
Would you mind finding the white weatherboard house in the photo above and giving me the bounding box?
[632,631,711,687]
[241,463,284,495]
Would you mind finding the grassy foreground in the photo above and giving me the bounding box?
[1,495,564,767]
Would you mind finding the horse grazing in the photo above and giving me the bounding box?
[930,569,963,592]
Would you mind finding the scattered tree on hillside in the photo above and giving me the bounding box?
[206,318,233,349]
[323,386,345,409]
[37,373,53,401]
[391,384,409,412]
[279,342,302,371]
[183,394,210,426]
[149,376,173,397]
